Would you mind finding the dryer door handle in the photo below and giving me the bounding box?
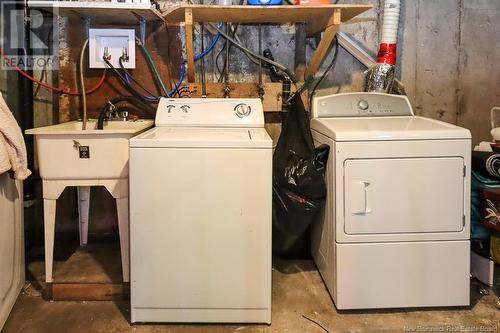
[351,180,372,215]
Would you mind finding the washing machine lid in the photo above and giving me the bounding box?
[311,116,471,141]
[129,127,272,148]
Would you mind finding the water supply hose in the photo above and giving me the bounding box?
[136,39,170,97]
[119,56,158,98]
[97,96,156,130]
[80,39,89,130]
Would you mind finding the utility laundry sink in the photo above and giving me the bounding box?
[26,119,153,283]
[26,120,154,180]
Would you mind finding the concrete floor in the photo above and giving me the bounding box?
[2,258,499,333]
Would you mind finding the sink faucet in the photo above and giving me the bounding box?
[105,101,128,122]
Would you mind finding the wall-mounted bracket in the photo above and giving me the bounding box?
[139,18,147,45]
[84,16,91,39]
[305,8,341,79]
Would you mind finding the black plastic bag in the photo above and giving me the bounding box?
[272,95,330,256]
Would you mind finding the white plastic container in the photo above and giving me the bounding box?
[490,106,500,142]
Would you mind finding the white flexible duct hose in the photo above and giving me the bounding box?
[365,0,401,92]
[380,0,401,45]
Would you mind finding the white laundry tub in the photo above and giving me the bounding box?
[26,120,154,180]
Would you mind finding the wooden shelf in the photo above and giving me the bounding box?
[28,1,164,25]
[162,4,372,83]
[161,4,372,36]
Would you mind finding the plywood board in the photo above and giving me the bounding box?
[184,82,296,112]
[161,4,372,36]
[51,283,128,301]
[52,244,122,284]
[305,10,340,78]
[28,1,164,25]
[49,243,127,301]
[58,17,181,122]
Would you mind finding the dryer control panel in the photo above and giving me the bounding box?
[312,92,414,118]
[155,98,264,127]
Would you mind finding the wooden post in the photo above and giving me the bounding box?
[305,9,341,79]
[185,8,195,82]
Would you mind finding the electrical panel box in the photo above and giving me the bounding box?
[89,28,136,69]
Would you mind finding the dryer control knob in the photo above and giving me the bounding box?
[358,100,369,110]
[234,103,251,118]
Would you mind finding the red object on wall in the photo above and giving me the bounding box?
[377,43,397,65]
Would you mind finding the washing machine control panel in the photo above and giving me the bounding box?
[312,93,414,118]
[234,103,252,118]
[357,99,370,111]
[155,98,264,127]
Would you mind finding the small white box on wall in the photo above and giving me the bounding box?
[89,28,135,69]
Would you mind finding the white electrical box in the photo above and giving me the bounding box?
[89,28,136,69]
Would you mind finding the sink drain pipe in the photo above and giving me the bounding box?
[364,0,401,93]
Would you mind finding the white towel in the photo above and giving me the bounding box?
[0,92,31,180]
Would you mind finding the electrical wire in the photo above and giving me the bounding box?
[118,56,158,98]
[0,48,106,96]
[80,39,89,130]
[308,36,339,110]
[208,23,297,83]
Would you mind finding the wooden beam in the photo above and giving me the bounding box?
[305,9,341,79]
[184,82,297,112]
[185,8,195,83]
[51,283,129,301]
[161,4,372,27]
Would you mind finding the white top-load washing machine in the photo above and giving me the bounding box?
[310,92,471,310]
[129,98,272,324]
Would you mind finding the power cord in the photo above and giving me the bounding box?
[308,35,339,111]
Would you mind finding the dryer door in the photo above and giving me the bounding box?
[344,157,465,235]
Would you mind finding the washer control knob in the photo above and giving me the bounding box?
[234,103,251,118]
[166,105,175,113]
[358,100,369,111]
[180,105,190,113]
